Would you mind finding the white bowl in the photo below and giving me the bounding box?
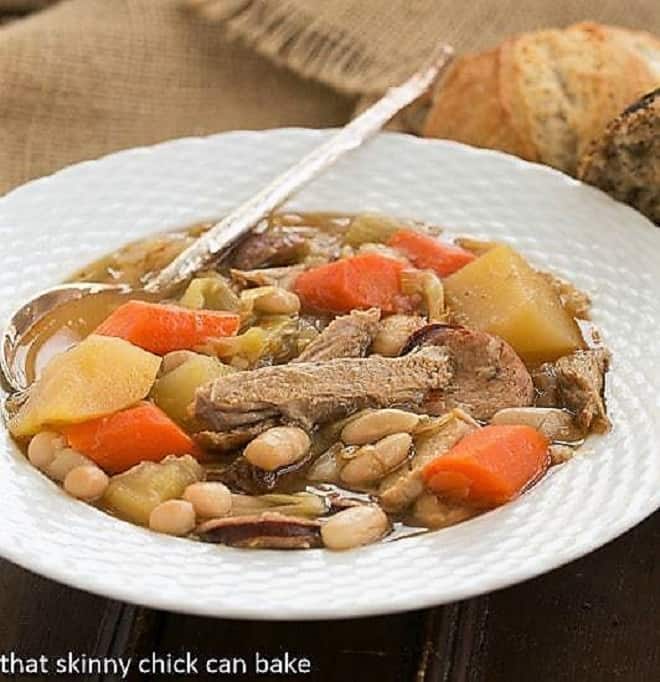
[0,129,658,620]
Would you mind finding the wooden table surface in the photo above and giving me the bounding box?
[1,2,659,680]
[2,509,658,680]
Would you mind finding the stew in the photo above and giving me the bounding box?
[6,212,611,550]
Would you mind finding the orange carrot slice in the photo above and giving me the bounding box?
[95,300,239,355]
[293,254,410,314]
[63,402,201,474]
[422,424,549,507]
[388,229,475,277]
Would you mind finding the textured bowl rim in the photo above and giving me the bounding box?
[0,128,658,620]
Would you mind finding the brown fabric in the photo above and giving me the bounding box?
[0,0,53,10]
[189,0,660,93]
[0,0,658,196]
[0,0,353,195]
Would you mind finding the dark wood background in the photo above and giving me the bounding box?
[2,509,658,680]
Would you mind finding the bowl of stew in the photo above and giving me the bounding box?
[0,129,658,618]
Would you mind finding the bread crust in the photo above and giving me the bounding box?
[424,22,660,176]
[423,44,537,161]
[578,88,659,224]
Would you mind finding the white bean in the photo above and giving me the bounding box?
[371,314,425,357]
[341,409,420,445]
[46,448,92,482]
[149,499,196,536]
[244,427,310,471]
[491,407,582,442]
[183,482,232,518]
[27,431,65,470]
[253,288,300,315]
[321,505,389,550]
[64,465,109,501]
[161,350,198,374]
[340,433,412,487]
[307,444,342,483]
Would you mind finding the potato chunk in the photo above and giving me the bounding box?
[102,454,203,525]
[444,245,584,364]
[151,354,233,427]
[9,335,161,437]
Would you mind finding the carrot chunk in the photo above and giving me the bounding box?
[293,254,409,314]
[63,402,200,474]
[422,425,549,507]
[95,300,239,355]
[388,229,475,277]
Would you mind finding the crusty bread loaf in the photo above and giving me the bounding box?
[578,89,659,224]
[420,43,537,160]
[423,23,660,177]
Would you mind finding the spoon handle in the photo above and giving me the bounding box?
[146,43,453,293]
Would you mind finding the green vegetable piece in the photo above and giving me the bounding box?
[180,276,240,311]
[344,213,402,247]
[152,354,234,427]
[102,455,203,525]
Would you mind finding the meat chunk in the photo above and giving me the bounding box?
[231,229,309,270]
[532,349,611,433]
[195,347,453,431]
[402,325,535,420]
[294,308,381,362]
[195,420,277,453]
[532,363,560,407]
[538,271,591,319]
[210,450,312,494]
[555,349,611,433]
[197,512,322,549]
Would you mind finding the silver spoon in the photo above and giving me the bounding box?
[1,44,453,393]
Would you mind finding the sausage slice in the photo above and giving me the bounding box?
[402,324,534,420]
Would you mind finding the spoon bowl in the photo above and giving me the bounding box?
[1,283,130,392]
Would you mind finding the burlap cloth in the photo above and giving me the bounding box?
[0,0,657,196]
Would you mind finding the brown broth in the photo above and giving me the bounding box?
[5,211,605,549]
